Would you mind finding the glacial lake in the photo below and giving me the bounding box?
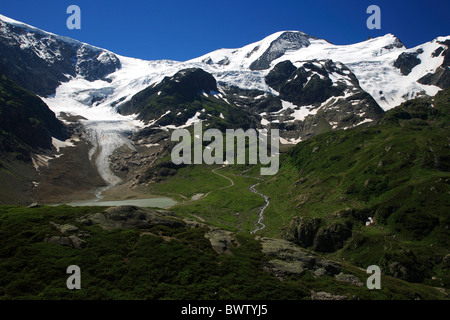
[60,197,177,208]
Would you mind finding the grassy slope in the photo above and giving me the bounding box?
[0,205,446,300]
[148,164,265,232]
[256,88,450,287]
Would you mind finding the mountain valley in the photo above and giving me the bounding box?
[0,13,449,300]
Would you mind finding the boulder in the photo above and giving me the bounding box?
[204,228,238,254]
[50,222,79,234]
[68,236,87,250]
[313,268,327,277]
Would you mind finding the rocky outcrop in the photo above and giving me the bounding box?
[50,222,79,234]
[394,50,422,76]
[204,228,239,254]
[310,291,348,300]
[259,237,342,279]
[45,221,90,249]
[285,217,322,247]
[312,223,353,253]
[285,218,352,253]
[265,60,298,91]
[418,40,450,89]
[0,73,69,151]
[269,259,307,277]
[76,205,186,230]
[418,66,450,89]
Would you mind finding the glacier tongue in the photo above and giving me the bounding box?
[41,75,148,187]
[84,120,135,186]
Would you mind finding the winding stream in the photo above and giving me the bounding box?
[249,181,269,234]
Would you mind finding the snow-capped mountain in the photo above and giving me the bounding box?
[0,14,121,96]
[187,31,448,110]
[1,14,448,128]
[0,13,449,202]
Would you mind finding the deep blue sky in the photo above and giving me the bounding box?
[1,0,449,61]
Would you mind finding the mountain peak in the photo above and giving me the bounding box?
[249,31,317,70]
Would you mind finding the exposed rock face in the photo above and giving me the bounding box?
[45,221,89,249]
[417,40,450,89]
[249,31,317,70]
[394,51,422,76]
[269,60,350,106]
[285,219,352,253]
[204,228,239,254]
[0,73,69,150]
[316,259,342,275]
[76,206,186,230]
[418,66,450,89]
[264,60,298,91]
[285,217,322,247]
